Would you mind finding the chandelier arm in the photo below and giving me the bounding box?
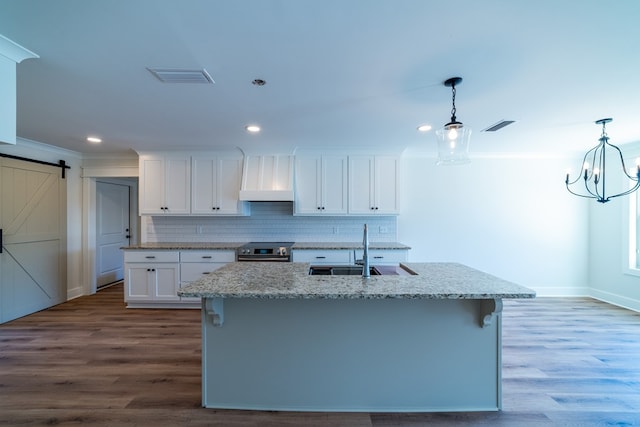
[607,181,640,200]
[565,183,597,200]
[606,140,640,181]
[566,146,599,186]
[593,145,605,200]
[581,147,602,199]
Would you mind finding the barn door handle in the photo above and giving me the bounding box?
[0,228,3,254]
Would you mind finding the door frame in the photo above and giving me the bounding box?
[82,166,138,295]
[95,179,132,288]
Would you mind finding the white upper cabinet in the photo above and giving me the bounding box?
[192,156,249,215]
[139,154,191,215]
[348,155,400,215]
[295,155,348,215]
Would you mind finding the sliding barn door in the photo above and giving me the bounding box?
[0,157,66,324]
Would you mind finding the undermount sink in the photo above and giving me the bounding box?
[309,265,417,276]
[309,265,380,276]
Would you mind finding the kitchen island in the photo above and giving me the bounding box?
[179,261,535,412]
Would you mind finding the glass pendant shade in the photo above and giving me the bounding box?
[435,123,472,165]
[435,76,471,165]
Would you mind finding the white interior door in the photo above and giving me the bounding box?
[96,181,130,288]
[0,157,66,324]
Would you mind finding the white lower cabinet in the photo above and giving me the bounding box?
[124,249,235,308]
[179,251,235,303]
[124,251,180,306]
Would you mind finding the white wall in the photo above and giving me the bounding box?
[0,139,607,302]
[587,142,640,311]
[398,154,589,296]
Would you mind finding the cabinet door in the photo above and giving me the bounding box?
[124,264,152,301]
[192,157,217,214]
[139,155,190,215]
[216,158,245,214]
[164,157,191,214]
[321,156,348,215]
[373,156,400,214]
[139,157,165,214]
[348,156,375,214]
[192,157,245,215]
[294,156,322,215]
[151,264,180,301]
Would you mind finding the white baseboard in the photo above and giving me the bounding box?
[531,285,590,297]
[66,286,84,300]
[589,289,640,313]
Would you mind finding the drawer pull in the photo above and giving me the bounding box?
[315,256,326,259]
[145,256,156,259]
[202,256,212,259]
[374,256,384,259]
[202,272,211,275]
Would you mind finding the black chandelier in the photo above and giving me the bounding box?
[565,118,640,203]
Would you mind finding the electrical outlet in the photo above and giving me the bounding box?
[379,226,389,234]
[333,227,339,234]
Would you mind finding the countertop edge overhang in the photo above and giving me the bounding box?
[121,242,411,250]
[178,262,536,300]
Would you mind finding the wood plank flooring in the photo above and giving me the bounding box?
[1,284,640,426]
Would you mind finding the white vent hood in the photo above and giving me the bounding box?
[239,155,294,201]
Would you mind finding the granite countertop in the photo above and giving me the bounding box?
[178,262,536,300]
[292,242,411,250]
[122,242,411,250]
[122,242,245,250]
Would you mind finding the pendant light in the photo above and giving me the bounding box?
[565,118,640,203]
[435,77,472,165]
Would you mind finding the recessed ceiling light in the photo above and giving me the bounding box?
[87,136,102,144]
[245,125,261,133]
[417,124,432,132]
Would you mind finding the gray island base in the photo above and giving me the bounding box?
[179,262,535,412]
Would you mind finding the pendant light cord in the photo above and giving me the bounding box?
[450,84,457,122]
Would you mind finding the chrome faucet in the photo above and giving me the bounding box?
[362,224,370,278]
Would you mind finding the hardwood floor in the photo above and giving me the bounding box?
[1,284,640,426]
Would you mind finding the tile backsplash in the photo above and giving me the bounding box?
[143,202,397,243]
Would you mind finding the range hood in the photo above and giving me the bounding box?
[239,155,294,201]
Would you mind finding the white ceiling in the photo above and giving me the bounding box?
[1,0,639,157]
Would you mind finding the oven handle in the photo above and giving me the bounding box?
[236,256,290,262]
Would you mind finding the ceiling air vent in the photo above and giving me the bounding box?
[482,120,515,132]
[147,68,214,84]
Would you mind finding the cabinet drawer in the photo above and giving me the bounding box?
[292,249,351,264]
[124,251,180,263]
[180,250,235,263]
[181,262,227,283]
[368,250,408,264]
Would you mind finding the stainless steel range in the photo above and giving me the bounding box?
[236,242,294,262]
